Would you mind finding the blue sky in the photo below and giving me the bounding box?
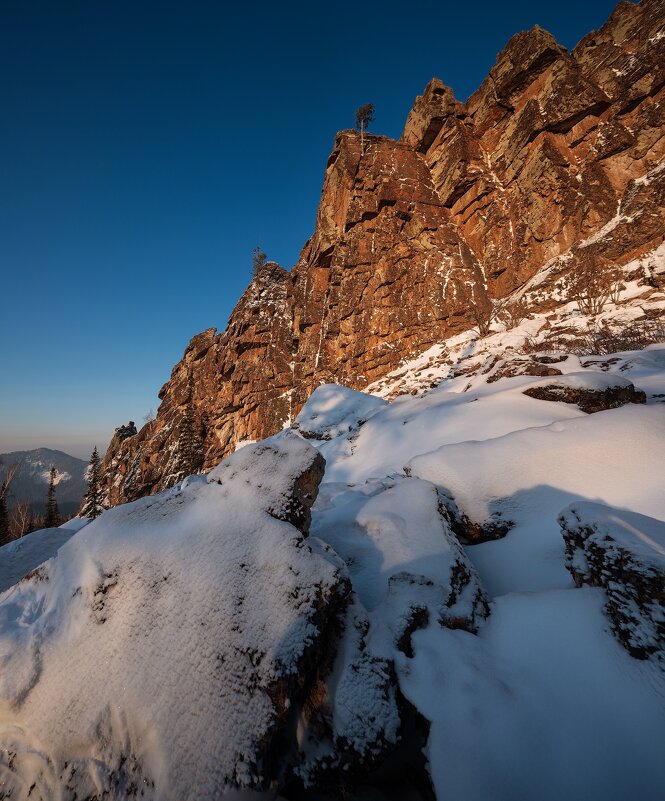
[0,0,620,458]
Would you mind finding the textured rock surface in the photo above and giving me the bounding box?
[96,0,665,507]
[523,378,647,412]
[559,502,665,660]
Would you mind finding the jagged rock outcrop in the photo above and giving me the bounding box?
[559,502,665,660]
[95,0,665,507]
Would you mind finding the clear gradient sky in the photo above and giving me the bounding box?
[1,0,621,458]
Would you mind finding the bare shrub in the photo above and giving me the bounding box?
[563,255,623,315]
[9,499,32,539]
[471,302,493,337]
[573,316,665,356]
[498,296,529,329]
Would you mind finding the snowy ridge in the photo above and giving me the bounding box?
[1,327,664,798]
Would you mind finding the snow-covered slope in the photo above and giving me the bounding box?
[289,342,665,800]
[0,522,85,593]
[0,338,663,799]
[0,435,348,800]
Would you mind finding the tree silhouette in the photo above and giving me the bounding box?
[44,466,61,528]
[0,481,9,545]
[251,246,267,278]
[355,103,375,153]
[84,446,104,520]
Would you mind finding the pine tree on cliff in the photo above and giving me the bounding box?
[84,446,104,520]
[355,103,375,154]
[179,372,203,476]
[251,246,267,279]
[44,466,61,528]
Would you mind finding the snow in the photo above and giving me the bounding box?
[293,383,387,440]
[524,370,633,392]
[0,526,80,593]
[39,468,71,485]
[399,587,665,801]
[1,258,664,798]
[561,502,665,567]
[300,322,665,797]
[408,405,665,595]
[0,435,346,799]
[315,382,586,485]
[312,477,486,624]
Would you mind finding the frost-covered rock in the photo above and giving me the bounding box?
[523,372,647,413]
[0,435,349,800]
[293,384,387,441]
[559,502,665,661]
[207,432,326,535]
[312,477,489,634]
[293,477,487,793]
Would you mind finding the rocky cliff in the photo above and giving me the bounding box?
[95,0,664,507]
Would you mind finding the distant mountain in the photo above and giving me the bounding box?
[0,448,88,517]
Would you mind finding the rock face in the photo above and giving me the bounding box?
[96,0,665,507]
[559,502,665,660]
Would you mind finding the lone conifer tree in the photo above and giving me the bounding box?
[44,466,61,528]
[251,246,267,278]
[85,446,104,520]
[355,103,375,154]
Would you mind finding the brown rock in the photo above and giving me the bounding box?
[94,0,665,508]
[523,381,647,412]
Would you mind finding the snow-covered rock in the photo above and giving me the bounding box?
[559,502,665,660]
[407,404,665,595]
[0,435,349,800]
[293,384,387,441]
[522,371,647,413]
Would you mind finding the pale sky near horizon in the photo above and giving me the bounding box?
[0,0,621,459]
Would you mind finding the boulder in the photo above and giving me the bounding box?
[0,436,350,799]
[559,502,665,660]
[523,373,647,412]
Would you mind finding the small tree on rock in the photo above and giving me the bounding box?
[84,446,104,520]
[251,246,267,279]
[355,103,375,154]
[44,466,61,528]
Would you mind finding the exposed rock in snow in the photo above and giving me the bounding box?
[290,476,487,795]
[0,436,349,800]
[559,502,665,660]
[523,371,647,412]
